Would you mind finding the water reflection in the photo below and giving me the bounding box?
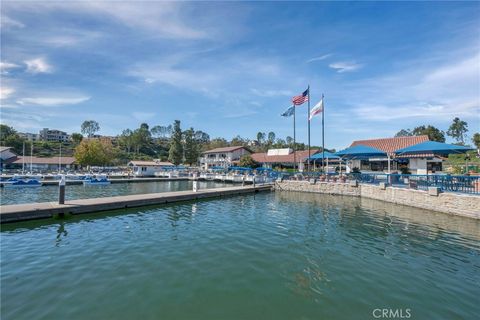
[55,222,68,247]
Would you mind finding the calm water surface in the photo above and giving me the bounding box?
[0,180,229,205]
[1,192,479,320]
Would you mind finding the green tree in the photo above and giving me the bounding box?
[395,129,412,137]
[231,135,246,146]
[168,120,183,165]
[472,133,480,149]
[71,133,83,145]
[286,136,293,146]
[184,127,199,166]
[411,125,445,142]
[447,117,468,145]
[239,154,258,168]
[0,124,26,153]
[81,120,100,138]
[267,131,276,145]
[206,138,228,150]
[256,132,266,145]
[118,129,134,153]
[74,138,116,166]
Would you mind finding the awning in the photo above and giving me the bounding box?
[335,145,387,159]
[395,141,473,156]
[305,151,341,161]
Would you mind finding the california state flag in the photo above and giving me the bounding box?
[309,97,324,120]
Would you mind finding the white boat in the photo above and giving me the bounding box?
[83,175,111,185]
[3,178,42,188]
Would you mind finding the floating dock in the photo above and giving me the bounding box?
[0,185,273,223]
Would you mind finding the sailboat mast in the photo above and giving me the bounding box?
[30,143,33,172]
[59,143,62,173]
[22,141,25,174]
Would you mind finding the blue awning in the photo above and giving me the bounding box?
[306,151,340,160]
[395,141,473,155]
[335,145,387,159]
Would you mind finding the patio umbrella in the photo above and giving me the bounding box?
[335,145,387,159]
[335,145,388,174]
[395,141,473,156]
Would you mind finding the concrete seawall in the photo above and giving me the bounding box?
[0,185,273,224]
[275,181,480,219]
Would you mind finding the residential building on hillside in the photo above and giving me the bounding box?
[39,128,70,142]
[18,132,40,141]
[200,146,251,169]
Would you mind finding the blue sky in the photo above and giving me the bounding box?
[1,1,479,149]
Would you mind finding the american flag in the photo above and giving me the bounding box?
[292,88,309,105]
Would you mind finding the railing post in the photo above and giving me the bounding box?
[58,174,66,204]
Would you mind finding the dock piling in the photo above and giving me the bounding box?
[58,174,66,204]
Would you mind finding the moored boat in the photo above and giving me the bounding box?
[83,175,111,185]
[3,178,42,188]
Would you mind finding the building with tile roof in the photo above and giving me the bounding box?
[251,149,320,170]
[7,156,78,172]
[346,135,445,174]
[200,146,252,169]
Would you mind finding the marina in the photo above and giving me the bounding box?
[1,192,479,320]
[1,1,479,319]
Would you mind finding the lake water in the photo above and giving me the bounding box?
[0,180,229,205]
[1,192,479,320]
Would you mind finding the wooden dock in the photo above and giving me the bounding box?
[0,185,273,223]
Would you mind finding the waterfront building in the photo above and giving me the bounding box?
[342,136,462,174]
[7,156,77,172]
[38,128,70,142]
[251,148,319,171]
[200,146,251,169]
[0,146,17,171]
[128,160,174,176]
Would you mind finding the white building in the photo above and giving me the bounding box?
[18,132,40,141]
[200,146,251,169]
[128,160,174,177]
[39,128,70,142]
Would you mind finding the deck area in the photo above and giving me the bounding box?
[0,184,273,223]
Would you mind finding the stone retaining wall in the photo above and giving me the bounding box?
[275,181,479,219]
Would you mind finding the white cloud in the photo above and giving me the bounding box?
[24,58,53,74]
[250,88,293,97]
[0,15,25,29]
[306,54,332,63]
[342,53,480,123]
[17,96,90,106]
[329,61,363,73]
[4,2,206,40]
[0,87,15,100]
[0,62,20,74]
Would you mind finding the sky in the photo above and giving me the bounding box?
[1,0,479,150]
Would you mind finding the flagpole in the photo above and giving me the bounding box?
[293,104,296,172]
[307,85,311,172]
[322,93,325,174]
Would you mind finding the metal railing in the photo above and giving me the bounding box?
[348,173,480,195]
[273,171,480,195]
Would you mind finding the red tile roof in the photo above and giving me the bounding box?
[11,156,76,165]
[203,146,250,154]
[251,149,319,164]
[350,136,430,156]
